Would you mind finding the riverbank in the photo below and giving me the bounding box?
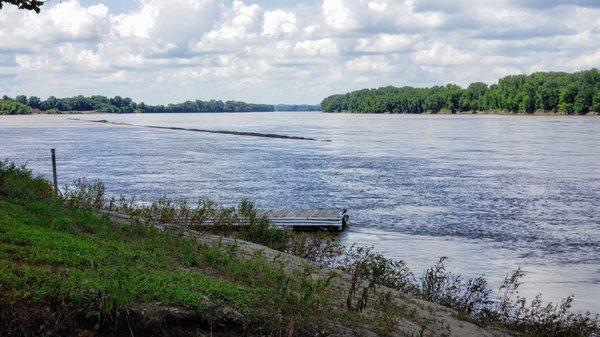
[1,161,599,336]
[0,162,506,337]
[326,110,599,116]
[9,108,600,116]
[427,110,600,116]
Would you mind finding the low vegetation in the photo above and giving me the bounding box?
[1,161,599,336]
[0,163,344,336]
[321,68,600,114]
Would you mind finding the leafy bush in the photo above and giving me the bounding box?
[62,178,105,209]
[338,245,413,312]
[0,161,53,201]
[0,99,31,115]
[420,257,493,317]
[417,259,600,337]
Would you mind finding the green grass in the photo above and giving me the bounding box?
[0,198,258,310]
[0,163,337,335]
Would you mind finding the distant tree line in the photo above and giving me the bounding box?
[321,69,600,114]
[138,100,274,113]
[274,104,321,111]
[0,95,277,114]
[0,94,137,114]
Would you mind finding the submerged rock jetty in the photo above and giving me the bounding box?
[71,118,330,141]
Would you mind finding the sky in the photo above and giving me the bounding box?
[0,0,599,104]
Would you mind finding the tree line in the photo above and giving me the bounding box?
[321,69,600,114]
[0,95,278,114]
[138,100,274,113]
[274,104,321,111]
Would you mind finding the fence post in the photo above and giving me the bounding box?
[51,148,58,194]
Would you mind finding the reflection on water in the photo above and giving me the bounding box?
[1,112,599,312]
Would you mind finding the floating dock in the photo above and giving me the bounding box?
[103,208,349,232]
[257,209,348,232]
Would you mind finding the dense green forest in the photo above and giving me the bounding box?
[321,69,600,114]
[0,94,275,114]
[0,95,320,114]
[0,94,136,114]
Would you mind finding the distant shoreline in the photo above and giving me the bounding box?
[26,110,322,115]
[0,96,320,115]
[4,109,599,116]
[326,110,600,116]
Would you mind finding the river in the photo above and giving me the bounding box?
[1,112,599,313]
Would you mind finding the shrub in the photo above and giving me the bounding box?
[0,100,31,115]
[0,161,54,201]
[338,245,413,312]
[62,178,105,209]
[417,259,600,337]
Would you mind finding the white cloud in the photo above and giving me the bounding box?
[111,5,157,39]
[356,34,413,53]
[571,50,600,69]
[77,49,107,70]
[0,0,598,104]
[347,55,396,73]
[48,2,109,39]
[322,0,360,30]
[191,1,262,52]
[262,10,298,38]
[14,55,46,70]
[294,38,339,57]
[412,42,475,66]
[368,1,388,13]
[112,0,220,42]
[0,0,109,51]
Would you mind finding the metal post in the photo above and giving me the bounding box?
[51,148,58,194]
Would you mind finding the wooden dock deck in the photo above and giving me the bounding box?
[258,209,348,231]
[143,208,349,232]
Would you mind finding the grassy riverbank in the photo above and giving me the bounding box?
[1,161,598,336]
[0,164,344,336]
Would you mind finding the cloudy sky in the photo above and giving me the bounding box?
[1,0,599,104]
